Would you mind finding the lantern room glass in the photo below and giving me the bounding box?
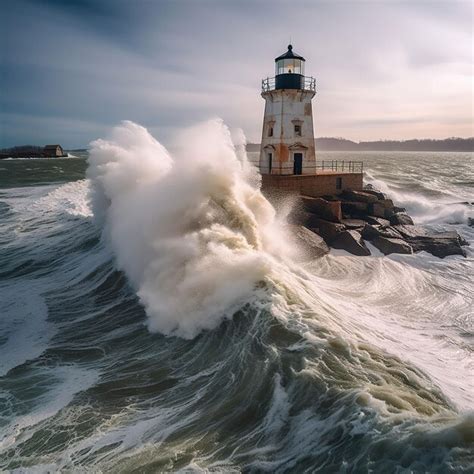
[276,58,305,75]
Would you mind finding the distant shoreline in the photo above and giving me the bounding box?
[1,137,472,159]
[247,137,473,153]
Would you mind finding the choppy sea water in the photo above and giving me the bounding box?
[0,122,473,472]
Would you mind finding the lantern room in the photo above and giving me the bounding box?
[275,45,306,90]
[275,45,306,75]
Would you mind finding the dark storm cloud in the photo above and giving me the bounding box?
[1,0,472,147]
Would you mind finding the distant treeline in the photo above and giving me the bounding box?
[0,145,44,154]
[0,144,67,159]
[246,137,473,152]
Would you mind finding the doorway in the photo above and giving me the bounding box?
[268,152,272,174]
[293,153,303,175]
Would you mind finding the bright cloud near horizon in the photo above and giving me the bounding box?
[1,0,473,148]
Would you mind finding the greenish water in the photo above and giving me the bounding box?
[0,147,472,472]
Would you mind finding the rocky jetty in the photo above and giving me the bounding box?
[289,184,468,258]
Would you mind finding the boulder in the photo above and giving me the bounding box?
[468,217,474,227]
[393,206,407,214]
[393,225,440,240]
[390,212,414,226]
[341,189,379,204]
[393,225,467,258]
[331,230,371,256]
[341,201,368,216]
[286,225,330,259]
[410,238,467,258]
[311,218,346,242]
[364,215,391,227]
[341,218,366,230]
[288,209,319,228]
[381,199,394,209]
[363,185,386,200]
[300,196,342,222]
[372,236,413,255]
[371,202,388,218]
[361,224,403,241]
[369,199,395,218]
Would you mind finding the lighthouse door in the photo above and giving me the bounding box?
[293,153,303,175]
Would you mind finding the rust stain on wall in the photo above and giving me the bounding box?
[279,144,289,163]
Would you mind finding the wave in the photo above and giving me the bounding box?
[365,170,473,226]
[0,122,472,471]
[86,120,470,416]
[87,119,289,338]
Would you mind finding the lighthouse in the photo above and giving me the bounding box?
[258,45,363,197]
[259,45,317,176]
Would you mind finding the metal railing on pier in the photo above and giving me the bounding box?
[316,160,363,173]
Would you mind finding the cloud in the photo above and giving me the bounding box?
[1,0,472,147]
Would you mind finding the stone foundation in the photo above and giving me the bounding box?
[261,173,363,197]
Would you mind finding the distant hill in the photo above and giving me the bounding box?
[247,137,473,152]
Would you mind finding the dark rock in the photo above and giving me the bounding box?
[331,230,371,256]
[300,196,342,222]
[381,199,394,209]
[393,225,440,240]
[341,218,366,230]
[370,202,388,218]
[341,201,368,217]
[364,215,391,227]
[393,225,467,258]
[286,225,330,259]
[361,224,381,240]
[341,189,378,204]
[363,185,386,200]
[321,195,340,201]
[468,217,474,227]
[390,212,414,226]
[369,199,395,218]
[361,224,403,241]
[287,209,319,228]
[410,238,467,258]
[372,236,413,255]
[393,206,407,213]
[311,218,346,242]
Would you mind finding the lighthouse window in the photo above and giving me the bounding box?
[275,55,305,75]
[294,124,302,136]
[268,126,273,137]
[336,177,343,190]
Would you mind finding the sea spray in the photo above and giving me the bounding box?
[1,148,473,471]
[87,120,460,420]
[87,119,288,338]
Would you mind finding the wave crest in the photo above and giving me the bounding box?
[87,119,286,338]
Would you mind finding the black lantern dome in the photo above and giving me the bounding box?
[275,44,306,63]
[274,45,306,90]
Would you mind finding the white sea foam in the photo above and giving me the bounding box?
[365,171,473,225]
[88,120,288,338]
[0,366,99,452]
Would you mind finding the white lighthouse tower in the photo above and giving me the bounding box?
[259,45,317,176]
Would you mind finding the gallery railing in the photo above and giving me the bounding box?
[261,75,316,93]
[316,160,364,173]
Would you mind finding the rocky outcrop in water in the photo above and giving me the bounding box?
[289,185,468,258]
[286,224,330,259]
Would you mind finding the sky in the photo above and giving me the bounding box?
[1,0,473,148]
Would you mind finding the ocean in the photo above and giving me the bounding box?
[0,120,473,472]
